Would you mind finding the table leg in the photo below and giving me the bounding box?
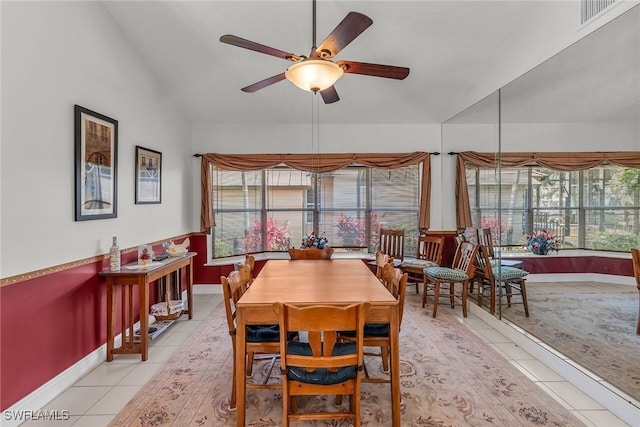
[106,279,116,362]
[186,261,193,319]
[235,307,247,426]
[138,277,149,361]
[390,305,401,427]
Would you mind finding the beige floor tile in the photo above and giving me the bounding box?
[84,385,142,415]
[577,409,631,426]
[69,414,116,426]
[117,362,164,386]
[543,381,605,410]
[74,364,136,387]
[492,342,535,360]
[40,386,111,416]
[516,359,566,381]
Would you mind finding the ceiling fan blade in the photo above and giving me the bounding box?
[220,35,301,61]
[316,12,373,59]
[241,73,287,93]
[337,61,410,80]
[320,86,340,104]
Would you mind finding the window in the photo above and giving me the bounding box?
[467,164,640,251]
[211,164,421,258]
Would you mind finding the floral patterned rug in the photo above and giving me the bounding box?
[110,294,584,426]
[500,281,640,402]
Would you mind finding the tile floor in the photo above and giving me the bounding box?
[24,286,636,427]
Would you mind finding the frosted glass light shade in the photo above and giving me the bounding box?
[285,60,344,93]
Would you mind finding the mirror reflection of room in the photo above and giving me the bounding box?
[444,4,639,412]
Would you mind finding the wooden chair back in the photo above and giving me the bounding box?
[220,263,252,335]
[374,250,393,280]
[476,228,495,258]
[245,254,256,282]
[452,241,479,278]
[474,244,493,281]
[379,228,405,261]
[382,263,408,326]
[288,247,334,260]
[416,235,444,264]
[273,302,370,426]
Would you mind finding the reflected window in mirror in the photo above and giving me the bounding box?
[465,164,639,252]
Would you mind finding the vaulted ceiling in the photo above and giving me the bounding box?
[104,1,638,126]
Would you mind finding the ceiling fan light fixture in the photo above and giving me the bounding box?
[285,59,344,93]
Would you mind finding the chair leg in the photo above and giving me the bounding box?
[422,279,429,308]
[381,346,390,372]
[462,281,468,318]
[229,340,237,410]
[520,280,529,317]
[246,352,255,376]
[449,283,455,308]
[432,283,440,317]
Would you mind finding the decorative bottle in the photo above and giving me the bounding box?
[109,236,121,271]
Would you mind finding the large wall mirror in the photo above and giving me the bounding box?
[444,4,640,417]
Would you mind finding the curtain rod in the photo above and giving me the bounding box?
[194,152,441,157]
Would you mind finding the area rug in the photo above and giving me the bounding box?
[110,294,585,426]
[500,282,640,402]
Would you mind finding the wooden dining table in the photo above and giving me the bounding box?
[235,258,401,426]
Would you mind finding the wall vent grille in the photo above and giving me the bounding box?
[581,0,618,24]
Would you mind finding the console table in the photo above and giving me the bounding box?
[99,252,196,361]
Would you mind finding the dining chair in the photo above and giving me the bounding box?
[379,228,405,263]
[400,235,444,294]
[422,241,479,317]
[338,261,407,382]
[245,254,255,282]
[631,248,640,334]
[363,262,408,376]
[476,227,523,268]
[288,247,334,260]
[472,245,530,316]
[372,250,393,280]
[273,302,369,427]
[220,263,282,410]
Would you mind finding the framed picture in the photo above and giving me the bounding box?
[135,146,162,204]
[74,105,118,221]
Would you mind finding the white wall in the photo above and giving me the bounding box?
[1,2,193,278]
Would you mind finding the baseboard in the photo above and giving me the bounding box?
[2,344,109,427]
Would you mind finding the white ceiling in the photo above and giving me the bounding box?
[103,1,639,126]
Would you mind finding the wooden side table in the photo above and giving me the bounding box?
[99,252,196,361]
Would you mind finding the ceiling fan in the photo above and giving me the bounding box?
[219,0,410,104]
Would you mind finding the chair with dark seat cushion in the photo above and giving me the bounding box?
[423,241,479,318]
[221,263,283,409]
[340,262,407,377]
[273,302,369,427]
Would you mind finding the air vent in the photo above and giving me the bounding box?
[581,0,618,24]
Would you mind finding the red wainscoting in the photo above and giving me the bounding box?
[514,254,634,276]
[0,236,200,411]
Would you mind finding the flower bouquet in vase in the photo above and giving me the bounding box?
[523,229,559,255]
[301,231,329,249]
